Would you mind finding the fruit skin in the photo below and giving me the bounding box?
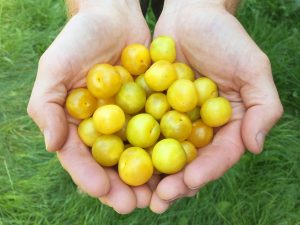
[115,65,134,83]
[78,118,102,147]
[87,64,122,98]
[200,97,232,127]
[181,141,197,164]
[135,74,153,97]
[160,110,192,141]
[144,60,177,91]
[152,138,186,174]
[118,147,153,186]
[188,119,213,148]
[93,105,125,134]
[150,36,176,63]
[146,145,162,175]
[173,62,194,81]
[66,88,97,119]
[115,114,131,141]
[115,82,146,114]
[145,93,170,120]
[121,44,151,75]
[97,97,115,107]
[186,106,201,122]
[126,113,160,148]
[167,79,198,112]
[92,135,124,167]
[194,77,218,106]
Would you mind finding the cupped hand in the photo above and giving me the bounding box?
[150,0,283,213]
[27,0,152,214]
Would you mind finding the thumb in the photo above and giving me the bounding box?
[241,64,283,154]
[27,55,68,152]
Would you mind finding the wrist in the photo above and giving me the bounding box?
[163,0,238,14]
[66,0,141,17]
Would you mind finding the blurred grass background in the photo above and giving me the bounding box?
[0,0,300,224]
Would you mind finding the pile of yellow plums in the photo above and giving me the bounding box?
[66,36,232,186]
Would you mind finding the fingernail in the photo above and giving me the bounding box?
[114,209,128,215]
[168,194,182,202]
[188,182,206,190]
[44,129,50,150]
[99,196,112,207]
[76,186,87,196]
[256,132,265,153]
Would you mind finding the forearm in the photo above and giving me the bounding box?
[224,0,239,14]
[65,0,80,17]
[65,0,104,17]
[164,0,240,14]
[65,0,142,17]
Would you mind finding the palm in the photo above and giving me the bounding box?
[58,11,151,212]
[150,5,282,213]
[30,5,152,213]
[46,10,150,91]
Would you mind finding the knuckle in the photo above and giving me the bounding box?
[256,52,271,76]
[259,52,271,67]
[274,102,284,121]
[38,52,50,69]
[239,52,272,84]
[27,102,36,118]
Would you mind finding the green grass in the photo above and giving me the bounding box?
[1,0,300,224]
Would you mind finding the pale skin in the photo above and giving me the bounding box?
[27,0,283,214]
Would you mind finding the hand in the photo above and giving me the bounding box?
[27,0,152,214]
[150,0,283,213]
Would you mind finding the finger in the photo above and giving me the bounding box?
[184,120,244,189]
[99,168,137,214]
[57,124,110,197]
[241,68,283,154]
[27,56,68,152]
[186,189,198,197]
[150,191,170,214]
[156,172,190,201]
[147,174,161,191]
[132,185,152,208]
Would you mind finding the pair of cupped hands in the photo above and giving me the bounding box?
[27,0,283,214]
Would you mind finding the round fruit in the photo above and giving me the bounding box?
[126,113,160,148]
[160,110,192,141]
[146,145,154,157]
[145,93,170,120]
[188,120,213,148]
[135,74,153,96]
[78,118,102,147]
[92,135,124,167]
[118,147,153,186]
[173,62,194,81]
[181,141,197,164]
[87,64,122,98]
[194,77,218,106]
[115,82,146,114]
[200,97,232,127]
[150,36,176,63]
[146,145,162,175]
[186,106,201,122]
[152,138,186,174]
[144,60,177,91]
[167,79,198,112]
[115,114,131,141]
[66,88,97,119]
[97,97,115,107]
[93,105,125,134]
[115,65,133,83]
[121,44,151,75]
